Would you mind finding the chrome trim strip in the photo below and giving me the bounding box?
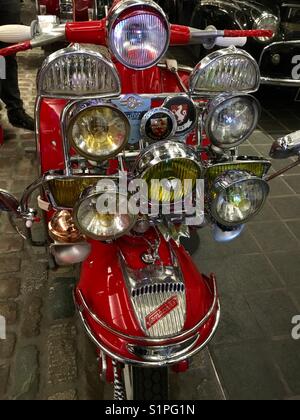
[261,77,300,87]
[77,305,220,367]
[127,334,200,362]
[76,273,218,344]
[258,40,300,67]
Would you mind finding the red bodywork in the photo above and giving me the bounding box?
[33,6,220,370]
[38,62,219,368]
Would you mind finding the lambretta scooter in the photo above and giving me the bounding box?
[0,0,293,400]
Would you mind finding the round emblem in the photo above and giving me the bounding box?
[164,96,197,136]
[140,108,177,141]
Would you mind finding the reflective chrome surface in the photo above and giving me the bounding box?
[76,272,218,344]
[49,210,84,243]
[107,0,170,70]
[205,93,261,149]
[127,334,199,362]
[77,304,220,367]
[122,263,186,338]
[37,44,121,97]
[135,141,203,176]
[270,130,300,159]
[50,242,92,266]
[189,47,260,95]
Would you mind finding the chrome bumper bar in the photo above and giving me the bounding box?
[261,77,300,87]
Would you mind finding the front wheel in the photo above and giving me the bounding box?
[125,367,169,400]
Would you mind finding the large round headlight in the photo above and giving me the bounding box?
[74,186,137,241]
[67,104,130,161]
[108,0,170,69]
[210,170,269,227]
[254,13,279,43]
[135,141,202,204]
[206,94,260,149]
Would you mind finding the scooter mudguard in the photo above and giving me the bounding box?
[75,229,220,367]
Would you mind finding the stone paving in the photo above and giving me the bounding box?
[0,1,300,401]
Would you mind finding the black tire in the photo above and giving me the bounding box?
[132,367,169,401]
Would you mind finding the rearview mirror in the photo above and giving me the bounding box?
[270,131,300,159]
[0,190,20,214]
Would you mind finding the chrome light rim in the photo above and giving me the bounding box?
[134,140,203,177]
[73,186,138,241]
[107,0,170,70]
[210,170,270,227]
[205,93,261,150]
[66,102,131,161]
[37,43,121,98]
[253,13,279,44]
[189,46,261,95]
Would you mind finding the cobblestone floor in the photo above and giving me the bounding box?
[1,1,300,401]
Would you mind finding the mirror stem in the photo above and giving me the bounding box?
[266,156,300,182]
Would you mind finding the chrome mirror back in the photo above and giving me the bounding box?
[270,130,300,159]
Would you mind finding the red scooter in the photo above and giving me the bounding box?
[0,0,292,400]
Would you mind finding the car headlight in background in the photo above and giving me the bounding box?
[210,170,269,227]
[205,94,260,149]
[67,104,130,161]
[108,0,170,69]
[135,141,202,204]
[189,47,260,95]
[74,186,137,241]
[254,13,279,43]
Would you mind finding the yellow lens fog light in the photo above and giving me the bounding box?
[135,141,202,204]
[67,104,130,161]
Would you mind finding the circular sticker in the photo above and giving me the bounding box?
[164,96,197,136]
[140,108,177,141]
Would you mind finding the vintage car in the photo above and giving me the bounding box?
[158,0,300,89]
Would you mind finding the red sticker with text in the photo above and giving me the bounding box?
[145,296,179,330]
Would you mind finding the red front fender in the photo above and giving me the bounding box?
[75,230,220,365]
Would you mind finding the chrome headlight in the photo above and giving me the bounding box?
[74,186,137,241]
[66,102,130,161]
[108,0,170,69]
[210,170,269,227]
[37,44,121,97]
[254,13,279,43]
[205,94,260,149]
[135,141,202,204]
[189,47,260,95]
